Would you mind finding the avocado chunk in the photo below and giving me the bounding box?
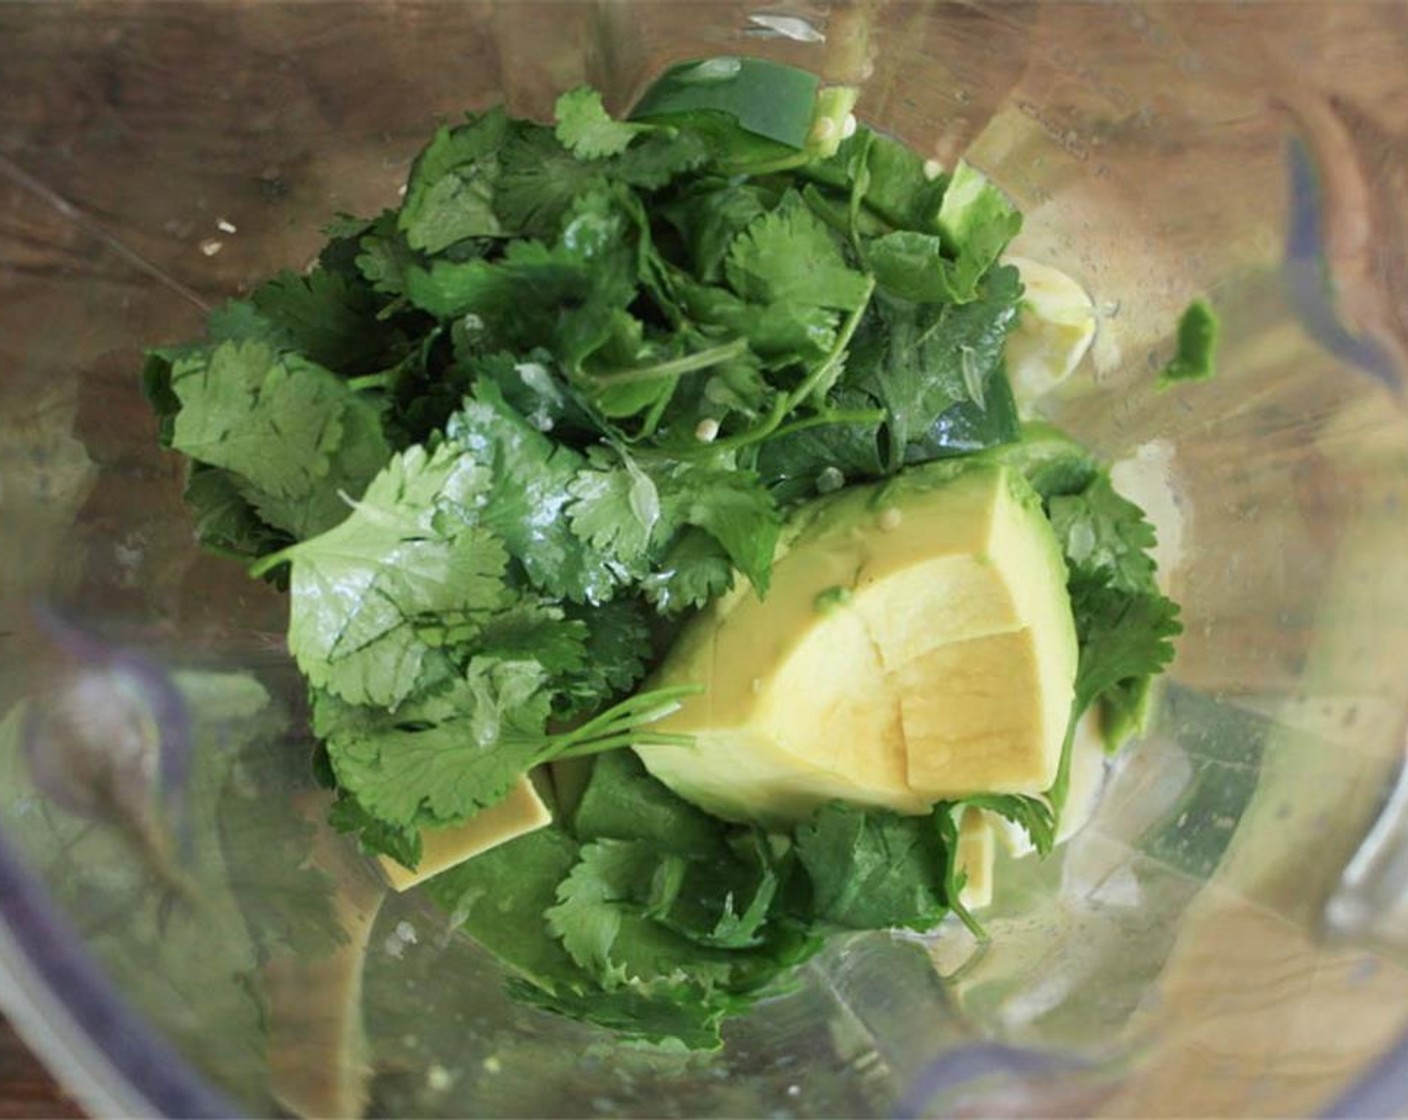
[634,462,1077,825]
[376,776,552,891]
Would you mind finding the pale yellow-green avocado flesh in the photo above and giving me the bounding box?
[633,462,1078,825]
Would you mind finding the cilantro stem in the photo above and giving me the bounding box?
[674,277,877,458]
[590,337,749,386]
[937,806,988,941]
[1045,701,1081,818]
[248,545,298,579]
[782,274,875,412]
[547,730,696,761]
[346,372,396,393]
[767,408,885,441]
[559,684,702,743]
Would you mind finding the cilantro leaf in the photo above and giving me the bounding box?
[316,658,552,828]
[792,803,949,932]
[980,422,1100,502]
[555,88,650,159]
[1070,576,1182,713]
[610,129,711,189]
[645,833,780,950]
[936,161,1022,273]
[847,265,1022,469]
[563,598,654,703]
[327,792,423,869]
[423,826,584,992]
[961,793,1056,858]
[493,123,607,238]
[355,211,421,297]
[506,975,732,1050]
[754,390,884,502]
[264,443,509,708]
[399,109,510,253]
[181,465,288,562]
[1047,474,1159,594]
[140,347,187,448]
[249,268,404,375]
[657,463,781,596]
[1159,298,1219,385]
[405,198,637,368]
[865,230,1002,305]
[546,838,656,983]
[674,274,838,362]
[473,600,589,679]
[566,449,662,569]
[640,527,734,615]
[857,129,946,232]
[168,340,392,539]
[446,385,622,603]
[724,191,871,313]
[546,839,738,991]
[658,182,770,283]
[569,750,727,859]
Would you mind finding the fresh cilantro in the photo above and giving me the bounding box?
[141,58,1189,1052]
[962,793,1056,858]
[248,267,405,375]
[507,973,733,1051]
[446,384,623,603]
[555,88,651,159]
[1159,298,1220,385]
[168,339,392,539]
[936,161,1023,273]
[935,806,985,939]
[317,657,697,833]
[657,462,781,595]
[546,838,673,984]
[315,658,552,829]
[181,465,289,563]
[754,389,884,502]
[327,791,423,869]
[254,443,508,708]
[493,123,607,237]
[405,202,637,370]
[724,192,872,313]
[611,128,712,189]
[792,803,949,932]
[473,601,589,679]
[399,110,510,253]
[847,265,1023,468]
[1047,474,1159,594]
[355,210,420,297]
[659,181,771,283]
[565,597,654,701]
[567,448,663,568]
[640,528,734,615]
[1046,468,1181,762]
[422,826,585,991]
[855,129,946,232]
[1070,577,1182,713]
[645,833,780,950]
[981,422,1101,503]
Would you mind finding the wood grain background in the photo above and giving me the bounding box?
[0,1018,82,1119]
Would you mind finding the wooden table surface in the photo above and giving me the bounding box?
[0,1018,83,1120]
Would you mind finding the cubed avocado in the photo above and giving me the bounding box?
[633,462,1077,826]
[377,776,552,892]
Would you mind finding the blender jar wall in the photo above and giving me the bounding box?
[3,3,1408,1116]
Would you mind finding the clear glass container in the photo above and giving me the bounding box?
[3,3,1408,1116]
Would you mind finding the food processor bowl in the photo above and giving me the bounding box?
[3,3,1408,1116]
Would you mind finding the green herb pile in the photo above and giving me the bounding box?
[143,58,1191,1047]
